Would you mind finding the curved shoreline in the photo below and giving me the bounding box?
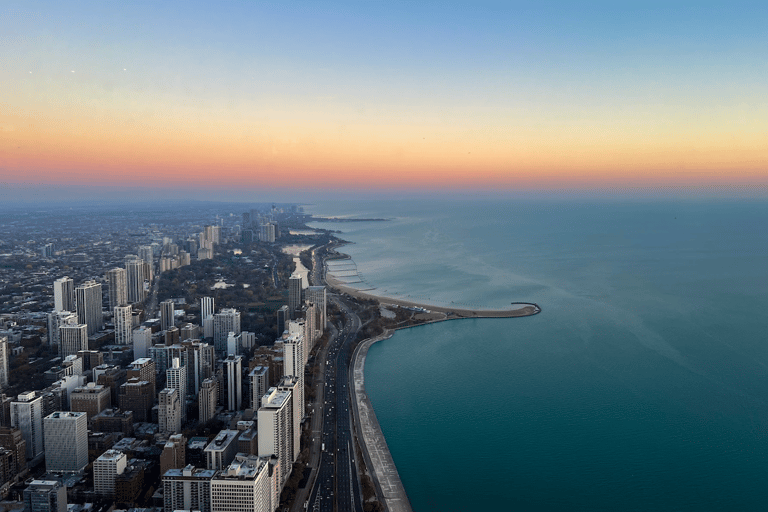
[331,269,539,511]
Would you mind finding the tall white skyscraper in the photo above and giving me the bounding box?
[48,310,78,347]
[306,285,327,330]
[60,324,88,358]
[288,274,303,318]
[210,454,274,512]
[277,376,301,470]
[132,326,152,360]
[249,366,269,411]
[166,358,187,422]
[53,277,75,313]
[258,387,294,488]
[113,305,132,345]
[94,449,127,497]
[282,329,305,422]
[0,337,8,392]
[201,297,214,338]
[213,309,240,353]
[105,268,127,311]
[201,297,214,320]
[160,300,175,331]
[75,280,103,335]
[43,411,88,473]
[11,391,44,459]
[224,355,243,412]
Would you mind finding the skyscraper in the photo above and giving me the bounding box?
[11,391,44,459]
[166,358,187,422]
[105,268,127,311]
[257,386,293,488]
[94,449,127,497]
[158,388,182,435]
[276,305,289,337]
[43,411,88,473]
[282,330,305,423]
[223,355,243,412]
[48,310,78,347]
[160,300,175,331]
[113,305,132,345]
[199,378,218,424]
[59,324,88,358]
[249,366,269,411]
[163,465,214,512]
[75,280,103,335]
[0,337,8,392]
[53,277,75,313]
[210,454,274,512]
[213,309,240,353]
[288,274,303,318]
[132,326,152,360]
[306,285,327,330]
[125,258,148,303]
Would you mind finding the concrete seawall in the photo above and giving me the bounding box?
[351,331,414,512]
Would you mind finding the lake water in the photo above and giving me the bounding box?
[309,199,768,511]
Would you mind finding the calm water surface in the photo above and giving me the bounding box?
[309,199,768,511]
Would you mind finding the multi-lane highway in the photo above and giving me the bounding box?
[302,245,364,512]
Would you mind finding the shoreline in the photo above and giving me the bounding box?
[329,247,539,512]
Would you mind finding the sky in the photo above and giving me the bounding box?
[2,1,767,202]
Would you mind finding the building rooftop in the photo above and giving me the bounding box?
[204,430,239,453]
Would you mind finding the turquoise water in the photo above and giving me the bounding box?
[310,199,768,511]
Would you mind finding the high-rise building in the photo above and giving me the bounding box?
[125,258,149,303]
[223,355,242,412]
[306,285,327,331]
[127,358,156,398]
[23,480,67,512]
[105,268,128,311]
[118,378,153,423]
[276,305,289,337]
[158,388,182,435]
[160,433,186,476]
[213,309,240,353]
[132,326,152,360]
[210,454,274,512]
[160,300,175,331]
[113,305,132,345]
[204,430,240,470]
[162,465,214,512]
[43,411,88,473]
[259,222,276,243]
[277,376,301,469]
[138,245,154,281]
[257,386,293,487]
[282,331,305,422]
[11,391,44,459]
[166,358,187,422]
[53,277,75,313]
[75,281,103,335]
[249,366,269,411]
[0,337,8,392]
[59,324,88,358]
[304,303,319,347]
[288,274,303,318]
[47,310,77,347]
[69,383,110,421]
[199,378,218,424]
[94,449,127,497]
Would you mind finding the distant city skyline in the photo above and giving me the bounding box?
[2,2,767,201]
